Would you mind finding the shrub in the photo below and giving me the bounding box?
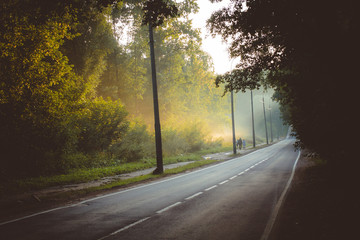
[180,121,208,152]
[76,98,129,153]
[162,128,189,157]
[204,136,224,149]
[110,120,154,162]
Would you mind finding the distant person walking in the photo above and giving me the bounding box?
[237,138,243,150]
[242,139,246,149]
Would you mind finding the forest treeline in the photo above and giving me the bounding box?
[209,0,357,171]
[0,0,232,178]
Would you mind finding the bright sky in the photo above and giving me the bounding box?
[189,0,234,74]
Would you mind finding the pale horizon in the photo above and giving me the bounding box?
[190,0,237,75]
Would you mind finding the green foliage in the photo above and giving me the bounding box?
[108,119,224,162]
[15,159,217,200]
[76,98,128,153]
[162,128,189,156]
[162,121,222,156]
[6,161,155,194]
[164,159,217,174]
[0,1,130,178]
[109,120,222,162]
[110,120,154,162]
[62,4,120,97]
[142,0,179,27]
[1,151,218,196]
[97,46,148,107]
[97,0,229,132]
[0,0,230,182]
[0,6,85,177]
[203,137,224,150]
[208,0,357,163]
[180,121,208,152]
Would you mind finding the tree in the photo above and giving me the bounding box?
[208,0,357,167]
[0,3,85,176]
[97,0,229,139]
[0,0,130,177]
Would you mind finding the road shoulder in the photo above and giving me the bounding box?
[268,150,358,240]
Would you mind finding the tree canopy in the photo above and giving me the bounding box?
[0,0,235,178]
[208,0,357,166]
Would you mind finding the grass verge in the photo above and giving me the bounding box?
[40,159,217,202]
[0,159,217,222]
[0,144,270,221]
[1,147,231,196]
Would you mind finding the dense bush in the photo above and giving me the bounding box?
[162,121,218,155]
[52,98,129,172]
[109,121,223,162]
[109,120,154,162]
[180,121,208,152]
[162,128,189,157]
[76,98,129,153]
[203,137,224,150]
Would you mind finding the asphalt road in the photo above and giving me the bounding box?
[0,139,299,240]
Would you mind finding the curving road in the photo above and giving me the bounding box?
[0,139,299,240]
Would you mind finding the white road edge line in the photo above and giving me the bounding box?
[156,202,182,214]
[97,217,151,240]
[185,192,203,201]
[229,175,237,180]
[260,150,301,240]
[205,185,217,191]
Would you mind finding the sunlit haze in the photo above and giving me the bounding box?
[189,0,233,74]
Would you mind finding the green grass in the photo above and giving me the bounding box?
[0,143,271,198]
[164,159,217,174]
[196,145,233,155]
[39,159,218,202]
[1,147,231,196]
[12,161,155,192]
[91,159,216,191]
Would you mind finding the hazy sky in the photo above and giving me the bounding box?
[189,0,234,74]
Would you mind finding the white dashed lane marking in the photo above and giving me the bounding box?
[185,192,203,200]
[205,185,218,191]
[156,202,182,214]
[97,217,151,240]
[219,180,229,185]
[98,156,272,240]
